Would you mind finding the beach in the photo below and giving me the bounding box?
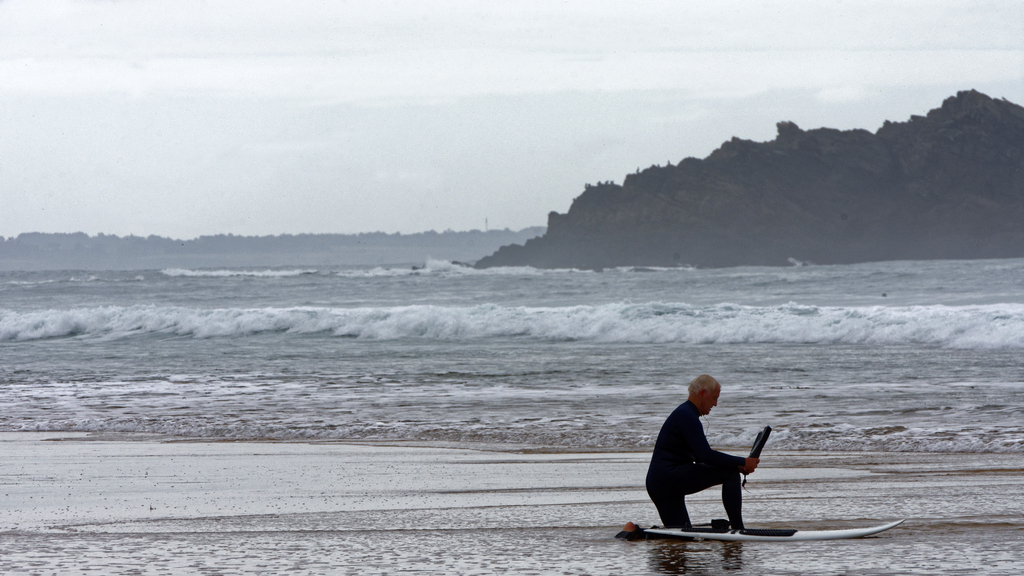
[2,433,1021,575]
[2,259,1023,573]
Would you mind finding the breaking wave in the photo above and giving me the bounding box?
[161,268,318,277]
[3,301,1024,348]
[335,259,573,278]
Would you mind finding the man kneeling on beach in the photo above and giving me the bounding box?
[646,374,758,530]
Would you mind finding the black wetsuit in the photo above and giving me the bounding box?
[646,400,747,529]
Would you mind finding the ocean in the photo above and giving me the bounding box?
[1,258,1022,574]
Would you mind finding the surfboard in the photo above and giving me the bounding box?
[637,519,904,542]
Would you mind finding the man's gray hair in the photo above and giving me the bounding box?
[688,374,720,395]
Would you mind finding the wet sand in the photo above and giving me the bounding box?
[1,433,1021,575]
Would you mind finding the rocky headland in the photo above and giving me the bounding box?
[475,90,1024,269]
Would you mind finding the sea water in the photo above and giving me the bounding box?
[2,258,1022,453]
[1,258,1023,574]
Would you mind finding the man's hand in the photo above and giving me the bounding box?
[739,457,759,475]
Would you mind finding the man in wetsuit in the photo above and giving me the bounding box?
[646,374,758,530]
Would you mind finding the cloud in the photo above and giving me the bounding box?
[1,0,1021,238]
[815,85,870,104]
[1,0,1021,101]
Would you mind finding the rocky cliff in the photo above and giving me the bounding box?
[476,90,1024,269]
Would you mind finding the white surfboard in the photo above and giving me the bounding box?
[643,519,904,542]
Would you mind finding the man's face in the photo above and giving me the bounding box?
[698,385,721,416]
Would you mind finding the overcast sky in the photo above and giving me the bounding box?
[1,0,1022,239]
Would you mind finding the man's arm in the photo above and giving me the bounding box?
[680,413,747,468]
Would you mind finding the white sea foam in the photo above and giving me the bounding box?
[3,301,1024,348]
[4,275,146,286]
[333,259,691,278]
[713,426,1024,454]
[161,268,317,278]
[11,416,1021,453]
[335,259,559,278]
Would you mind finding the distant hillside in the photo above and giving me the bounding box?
[477,90,1024,269]
[0,228,545,271]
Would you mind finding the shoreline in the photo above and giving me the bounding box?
[20,430,1023,456]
